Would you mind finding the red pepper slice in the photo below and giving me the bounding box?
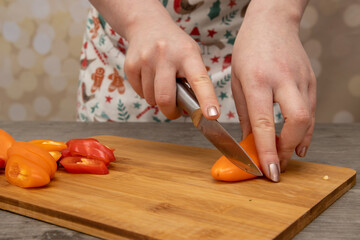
[60,157,109,175]
[0,159,5,169]
[66,138,115,166]
[60,148,71,158]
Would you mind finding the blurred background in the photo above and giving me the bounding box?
[0,0,359,122]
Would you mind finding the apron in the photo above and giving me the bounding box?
[77,0,283,123]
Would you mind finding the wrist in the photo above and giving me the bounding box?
[243,0,309,30]
[124,1,174,41]
[89,0,173,41]
[125,9,175,43]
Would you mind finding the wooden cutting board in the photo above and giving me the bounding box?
[0,136,356,240]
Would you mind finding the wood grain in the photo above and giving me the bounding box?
[0,135,356,240]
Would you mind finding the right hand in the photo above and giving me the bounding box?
[124,14,220,120]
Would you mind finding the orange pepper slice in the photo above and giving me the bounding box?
[5,155,50,188]
[49,151,62,161]
[0,129,15,162]
[28,139,67,152]
[8,141,57,179]
[211,133,262,182]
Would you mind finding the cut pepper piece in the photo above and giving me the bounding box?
[49,151,62,161]
[60,148,71,158]
[0,159,5,169]
[60,157,109,175]
[66,138,115,166]
[0,129,15,163]
[28,139,67,151]
[8,141,57,179]
[211,133,262,182]
[5,155,50,188]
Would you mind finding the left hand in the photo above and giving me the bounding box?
[231,0,316,182]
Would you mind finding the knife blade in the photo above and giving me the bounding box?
[176,79,263,176]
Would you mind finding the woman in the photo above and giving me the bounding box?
[78,0,316,182]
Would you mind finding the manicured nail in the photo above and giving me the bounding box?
[207,106,218,117]
[298,146,308,158]
[268,163,280,183]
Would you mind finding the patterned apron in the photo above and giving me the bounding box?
[77,0,283,123]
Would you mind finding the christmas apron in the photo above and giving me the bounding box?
[77,0,283,123]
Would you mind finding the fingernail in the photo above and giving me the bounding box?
[268,163,280,183]
[207,106,218,117]
[298,146,308,157]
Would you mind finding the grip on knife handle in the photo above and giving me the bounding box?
[176,79,203,127]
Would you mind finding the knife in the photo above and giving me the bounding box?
[176,79,263,176]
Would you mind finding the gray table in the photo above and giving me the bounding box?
[0,121,359,240]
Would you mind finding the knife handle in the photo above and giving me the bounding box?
[176,79,200,115]
[176,79,203,127]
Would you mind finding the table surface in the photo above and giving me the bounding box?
[0,121,358,240]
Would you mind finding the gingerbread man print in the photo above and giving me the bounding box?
[89,16,100,39]
[108,68,125,94]
[91,67,105,93]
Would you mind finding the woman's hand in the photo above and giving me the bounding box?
[90,0,220,120]
[231,0,316,182]
[124,12,220,119]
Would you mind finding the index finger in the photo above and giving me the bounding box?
[244,86,280,182]
[181,55,220,120]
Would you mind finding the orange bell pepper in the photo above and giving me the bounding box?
[211,133,262,182]
[0,129,15,163]
[28,139,67,151]
[7,141,57,179]
[5,155,50,188]
[49,151,62,161]
[28,139,67,162]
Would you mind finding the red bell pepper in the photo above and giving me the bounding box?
[0,159,5,169]
[60,157,109,175]
[66,138,115,166]
[60,148,71,158]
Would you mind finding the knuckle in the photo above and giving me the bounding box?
[252,117,274,132]
[124,59,137,74]
[249,69,269,88]
[155,40,168,53]
[139,51,152,65]
[279,146,295,156]
[292,109,311,125]
[261,150,279,158]
[277,61,293,76]
[156,94,173,107]
[182,40,201,54]
[191,74,211,85]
